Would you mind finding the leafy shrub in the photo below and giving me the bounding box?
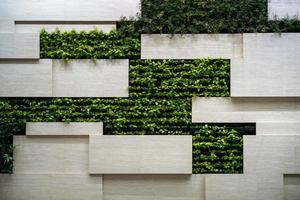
[40,29,140,59]
[118,0,300,33]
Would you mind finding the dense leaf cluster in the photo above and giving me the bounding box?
[0,59,250,173]
[118,0,300,33]
[40,29,140,59]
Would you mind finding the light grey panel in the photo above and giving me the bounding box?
[256,122,300,135]
[26,122,103,136]
[192,97,300,123]
[52,59,129,97]
[0,20,14,32]
[1,0,140,21]
[15,23,116,33]
[0,60,52,97]
[104,175,204,200]
[284,174,300,200]
[141,34,242,59]
[231,33,300,97]
[268,0,300,20]
[0,174,103,200]
[0,33,39,59]
[90,135,192,174]
[13,136,89,174]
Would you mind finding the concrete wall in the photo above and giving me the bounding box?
[268,0,300,20]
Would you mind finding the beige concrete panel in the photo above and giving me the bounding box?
[1,0,140,21]
[0,174,103,200]
[0,33,39,59]
[13,136,89,174]
[256,122,300,135]
[90,135,192,174]
[141,34,243,59]
[104,175,204,200]
[192,97,300,123]
[26,122,103,136]
[52,59,129,97]
[15,23,116,33]
[231,33,300,97]
[0,60,52,97]
[268,0,300,20]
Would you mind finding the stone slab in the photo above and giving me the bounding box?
[141,34,242,59]
[26,122,103,136]
[103,175,204,200]
[192,97,300,123]
[13,136,89,174]
[0,60,52,97]
[89,135,192,174]
[0,33,39,59]
[52,59,129,97]
[284,174,300,200]
[0,174,102,200]
[268,0,300,20]
[231,33,300,97]
[256,122,300,135]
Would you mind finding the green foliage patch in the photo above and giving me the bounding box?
[0,59,251,173]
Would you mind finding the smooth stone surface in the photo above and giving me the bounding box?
[0,60,52,97]
[13,136,89,174]
[268,0,300,20]
[284,174,300,200]
[141,34,242,59]
[0,174,103,200]
[256,122,300,135]
[26,122,103,136]
[231,33,300,97]
[89,135,192,174]
[0,33,39,59]
[104,174,204,200]
[52,59,129,97]
[0,20,14,32]
[192,97,300,123]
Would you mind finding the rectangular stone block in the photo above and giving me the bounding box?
[0,174,102,200]
[104,175,204,200]
[1,0,140,21]
[13,136,89,174]
[89,135,192,174]
[52,59,129,97]
[284,174,300,200]
[0,33,39,59]
[192,97,300,123]
[26,122,103,136]
[141,34,242,59]
[256,122,300,135]
[0,60,52,97]
[231,33,300,97]
[15,23,116,33]
[268,0,300,20]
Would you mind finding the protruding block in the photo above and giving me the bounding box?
[0,33,39,59]
[231,33,300,97]
[192,97,300,123]
[104,175,204,200]
[0,174,102,200]
[52,59,129,97]
[89,135,192,174]
[268,0,300,20]
[0,60,52,97]
[26,122,103,136]
[256,122,300,135]
[13,136,89,174]
[141,34,242,59]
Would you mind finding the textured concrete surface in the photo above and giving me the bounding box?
[192,97,300,123]
[0,60,52,97]
[104,175,204,200]
[0,33,39,58]
[256,122,300,135]
[284,174,300,200]
[15,23,116,33]
[0,20,14,32]
[52,59,129,97]
[268,0,300,20]
[0,174,103,200]
[231,33,300,97]
[141,34,242,59]
[0,0,140,21]
[26,122,103,136]
[89,135,192,174]
[13,136,89,174]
